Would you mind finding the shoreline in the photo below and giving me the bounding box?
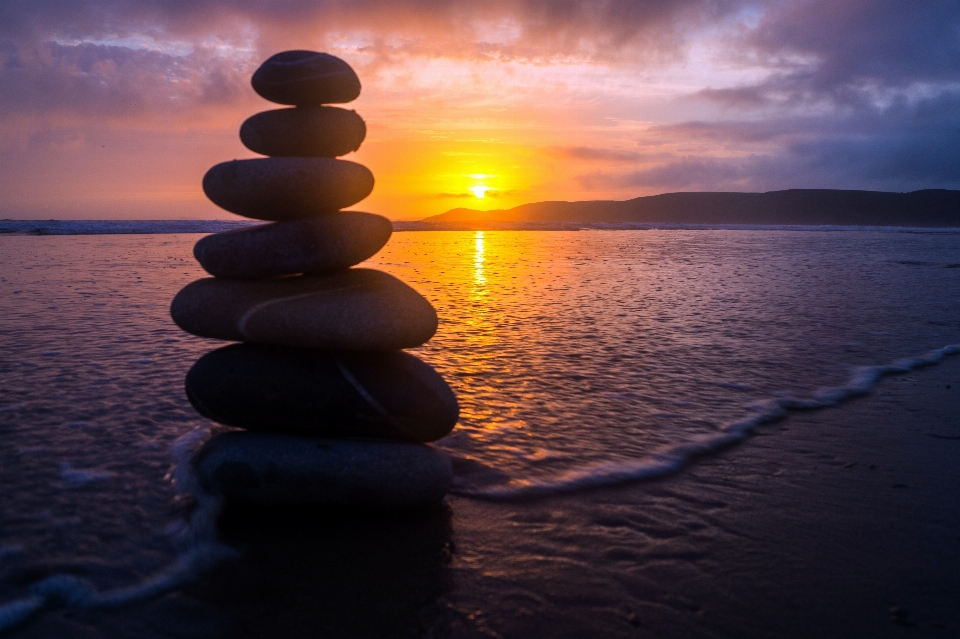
[2,219,960,235]
[441,356,960,638]
[2,229,959,638]
[9,352,959,638]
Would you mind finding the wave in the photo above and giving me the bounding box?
[450,344,960,501]
[0,220,258,235]
[2,345,957,628]
[0,426,236,632]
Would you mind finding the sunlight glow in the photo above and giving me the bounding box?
[469,185,491,199]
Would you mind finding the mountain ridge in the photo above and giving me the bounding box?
[421,189,960,227]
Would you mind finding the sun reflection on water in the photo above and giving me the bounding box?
[473,231,486,287]
[359,230,960,486]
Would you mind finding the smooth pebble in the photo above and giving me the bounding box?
[170,269,437,350]
[194,212,392,279]
[251,50,361,106]
[186,344,458,442]
[197,432,452,508]
[240,107,366,158]
[203,158,373,221]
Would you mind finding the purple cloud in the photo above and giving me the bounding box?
[555,146,647,162]
[580,89,960,193]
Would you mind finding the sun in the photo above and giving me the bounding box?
[468,185,491,199]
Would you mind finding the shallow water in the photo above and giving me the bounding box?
[378,230,960,492]
[1,229,959,634]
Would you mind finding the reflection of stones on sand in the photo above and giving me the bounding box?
[187,505,453,639]
[172,51,458,509]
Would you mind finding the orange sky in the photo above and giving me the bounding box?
[1,1,958,220]
[1,49,745,220]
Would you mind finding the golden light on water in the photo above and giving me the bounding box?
[368,231,516,436]
[474,231,486,285]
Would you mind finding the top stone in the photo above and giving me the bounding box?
[252,51,361,106]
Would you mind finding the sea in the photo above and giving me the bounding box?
[1,221,959,637]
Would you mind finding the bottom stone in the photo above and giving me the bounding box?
[197,432,452,509]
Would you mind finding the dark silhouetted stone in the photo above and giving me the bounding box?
[197,432,452,508]
[240,107,366,158]
[206,504,451,639]
[170,269,437,350]
[185,344,459,442]
[251,51,361,106]
[194,212,392,279]
[202,158,373,221]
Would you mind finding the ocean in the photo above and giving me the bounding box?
[1,225,959,637]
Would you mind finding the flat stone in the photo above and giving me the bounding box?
[186,345,458,442]
[194,212,392,279]
[240,107,366,157]
[171,269,437,350]
[251,50,361,106]
[196,432,452,508]
[202,158,373,221]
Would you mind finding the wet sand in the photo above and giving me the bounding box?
[14,355,959,639]
[432,355,960,638]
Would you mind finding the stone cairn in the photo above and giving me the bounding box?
[171,51,458,509]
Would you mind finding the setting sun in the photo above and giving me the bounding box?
[469,185,491,199]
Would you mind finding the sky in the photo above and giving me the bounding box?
[1,0,959,220]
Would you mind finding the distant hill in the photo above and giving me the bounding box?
[422,189,960,227]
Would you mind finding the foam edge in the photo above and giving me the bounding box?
[452,344,960,501]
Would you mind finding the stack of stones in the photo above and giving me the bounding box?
[171,51,458,510]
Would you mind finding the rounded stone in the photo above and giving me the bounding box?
[194,212,392,279]
[240,107,366,158]
[170,268,437,350]
[185,345,459,442]
[196,432,452,508]
[251,50,361,106]
[202,158,374,221]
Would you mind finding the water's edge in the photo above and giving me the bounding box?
[452,344,960,499]
[1,344,957,632]
[2,220,960,235]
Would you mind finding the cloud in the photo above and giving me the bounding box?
[581,88,960,193]
[578,157,760,191]
[0,0,751,142]
[0,41,251,122]
[0,0,749,62]
[554,146,645,162]
[3,0,960,217]
[701,0,960,110]
[748,0,960,89]
[437,189,516,198]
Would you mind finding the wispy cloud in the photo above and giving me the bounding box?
[436,189,515,198]
[554,146,646,162]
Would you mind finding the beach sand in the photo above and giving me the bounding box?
[12,355,958,638]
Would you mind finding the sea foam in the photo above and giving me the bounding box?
[451,344,960,500]
[0,426,235,632]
